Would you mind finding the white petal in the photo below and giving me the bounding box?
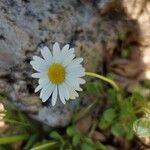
[53,42,60,56]
[62,83,70,100]
[52,86,58,106]
[40,83,54,99]
[41,46,53,63]
[30,60,48,72]
[35,85,42,93]
[66,64,82,71]
[65,77,82,91]
[69,88,79,99]
[33,56,43,61]
[62,54,75,66]
[66,65,84,73]
[41,84,55,102]
[38,78,49,84]
[69,58,83,66]
[59,46,75,63]
[40,84,48,98]
[67,68,85,78]
[35,80,49,93]
[65,83,79,99]
[62,44,69,53]
[31,73,46,78]
[35,83,47,93]
[58,85,66,104]
[33,56,49,66]
[77,78,86,84]
[69,48,75,54]
[61,47,74,55]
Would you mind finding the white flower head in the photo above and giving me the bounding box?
[30,42,85,106]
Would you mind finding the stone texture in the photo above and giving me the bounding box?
[122,0,150,46]
[107,0,150,97]
[1,0,148,126]
[0,15,30,74]
[31,104,72,127]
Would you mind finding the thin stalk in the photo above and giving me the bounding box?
[31,142,57,150]
[85,72,119,91]
[4,118,30,127]
[0,134,29,144]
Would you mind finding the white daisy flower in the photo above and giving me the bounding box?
[30,42,86,106]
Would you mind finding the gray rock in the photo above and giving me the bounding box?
[31,104,72,127]
[0,0,136,127]
[0,15,29,73]
[97,0,119,14]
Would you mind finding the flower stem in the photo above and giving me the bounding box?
[85,72,119,91]
[0,134,29,144]
[31,142,57,150]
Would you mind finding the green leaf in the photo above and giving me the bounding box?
[103,108,116,123]
[85,83,101,94]
[31,141,57,150]
[142,79,150,89]
[50,131,62,140]
[94,141,108,150]
[108,89,120,105]
[131,92,146,109]
[83,138,93,145]
[72,135,80,146]
[111,123,125,137]
[98,117,111,129]
[24,134,39,150]
[132,92,144,101]
[0,145,10,150]
[123,122,134,140]
[0,134,29,144]
[81,143,93,150]
[66,126,78,137]
[120,100,134,121]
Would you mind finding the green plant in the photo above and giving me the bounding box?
[98,89,150,140]
[0,79,150,149]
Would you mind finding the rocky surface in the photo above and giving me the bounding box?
[108,0,150,96]
[0,0,149,127]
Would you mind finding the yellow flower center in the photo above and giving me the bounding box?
[48,63,65,84]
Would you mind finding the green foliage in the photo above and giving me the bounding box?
[47,125,109,150]
[103,108,116,123]
[98,108,117,129]
[81,143,93,150]
[98,117,111,129]
[111,123,125,137]
[0,80,149,149]
[85,82,103,94]
[98,89,148,140]
[24,134,39,150]
[0,135,29,144]
[50,131,62,141]
[142,79,150,89]
[66,126,78,137]
[72,134,80,146]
